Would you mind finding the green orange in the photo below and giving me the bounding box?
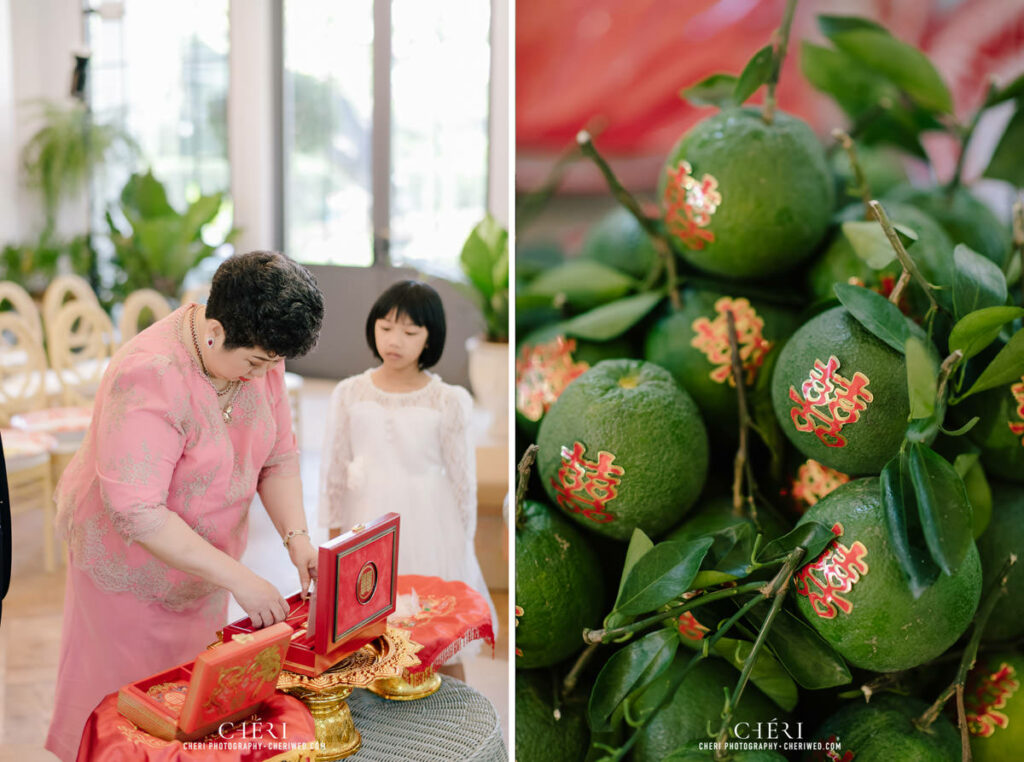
[771,305,937,475]
[579,205,659,280]
[976,481,1024,641]
[515,668,590,762]
[966,652,1024,762]
[515,500,606,668]
[794,478,981,672]
[659,108,833,279]
[962,372,1024,484]
[804,693,959,761]
[644,289,798,431]
[537,359,709,541]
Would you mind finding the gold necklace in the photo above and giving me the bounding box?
[189,306,231,398]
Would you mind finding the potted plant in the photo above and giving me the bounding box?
[457,214,509,442]
[106,170,240,301]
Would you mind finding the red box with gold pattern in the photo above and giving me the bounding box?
[116,622,293,741]
[222,513,400,677]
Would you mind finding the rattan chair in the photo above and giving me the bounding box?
[118,288,172,345]
[46,301,116,406]
[2,428,58,572]
[0,280,44,345]
[0,313,51,425]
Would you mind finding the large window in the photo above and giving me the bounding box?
[284,0,491,275]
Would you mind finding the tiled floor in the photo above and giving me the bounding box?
[0,377,509,760]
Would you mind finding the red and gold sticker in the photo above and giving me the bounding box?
[789,356,873,448]
[1007,376,1024,445]
[690,297,772,387]
[967,662,1020,737]
[514,605,524,658]
[515,337,590,422]
[663,160,722,250]
[550,441,625,524]
[677,611,709,642]
[791,460,850,514]
[809,736,854,762]
[794,523,869,619]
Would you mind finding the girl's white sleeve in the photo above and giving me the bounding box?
[440,385,478,539]
[318,381,351,529]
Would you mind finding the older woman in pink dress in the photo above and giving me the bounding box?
[45,251,325,761]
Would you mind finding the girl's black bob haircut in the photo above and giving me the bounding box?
[365,280,446,369]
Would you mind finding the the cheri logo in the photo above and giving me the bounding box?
[218,719,288,740]
[732,718,804,741]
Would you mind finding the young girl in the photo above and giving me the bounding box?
[318,280,496,668]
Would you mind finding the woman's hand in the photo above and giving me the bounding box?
[232,571,289,629]
[287,534,318,598]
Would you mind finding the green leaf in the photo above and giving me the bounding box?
[829,29,954,114]
[757,521,836,565]
[615,538,714,617]
[984,71,1024,107]
[680,74,737,108]
[690,570,739,588]
[962,328,1024,398]
[120,170,175,218]
[985,104,1024,187]
[733,45,773,105]
[561,292,663,342]
[949,306,1024,361]
[953,244,1008,320]
[524,260,636,311]
[940,417,980,437]
[750,605,851,689]
[840,221,917,269]
[625,652,694,730]
[833,281,910,354]
[460,215,507,299]
[616,529,655,602]
[587,629,679,732]
[800,42,894,121]
[908,443,973,576]
[905,334,938,420]
[714,636,799,712]
[958,456,992,539]
[818,15,889,37]
[880,454,940,597]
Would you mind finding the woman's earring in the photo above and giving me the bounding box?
[207,337,214,348]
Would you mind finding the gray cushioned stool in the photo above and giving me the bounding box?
[348,675,507,760]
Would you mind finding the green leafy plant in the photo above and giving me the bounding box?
[105,170,239,299]
[21,100,135,237]
[458,214,509,342]
[0,234,95,298]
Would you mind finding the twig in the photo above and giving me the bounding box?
[889,270,913,306]
[956,683,970,762]
[576,130,680,308]
[516,143,581,233]
[868,200,939,311]
[514,444,539,529]
[562,643,599,698]
[936,350,964,404]
[713,548,806,757]
[831,128,872,215]
[917,554,1017,733]
[762,0,799,125]
[583,581,765,644]
[727,311,755,521]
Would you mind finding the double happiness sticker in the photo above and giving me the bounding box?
[967,662,1020,737]
[794,522,869,619]
[789,356,873,448]
[1008,375,1024,446]
[663,160,721,250]
[515,337,589,422]
[690,297,772,387]
[551,441,625,524]
[791,460,850,513]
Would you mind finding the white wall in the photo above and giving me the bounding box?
[0,0,17,242]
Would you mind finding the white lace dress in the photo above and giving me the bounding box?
[318,369,496,640]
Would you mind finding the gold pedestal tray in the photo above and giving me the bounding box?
[367,668,442,701]
[277,627,422,760]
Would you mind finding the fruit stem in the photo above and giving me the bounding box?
[916,554,1017,736]
[562,642,599,699]
[514,444,539,529]
[713,548,806,757]
[576,130,682,308]
[516,141,580,232]
[727,310,757,521]
[762,0,799,125]
[936,350,964,404]
[583,581,765,644]
[868,200,940,311]
[831,128,873,215]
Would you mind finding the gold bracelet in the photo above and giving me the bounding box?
[283,528,310,548]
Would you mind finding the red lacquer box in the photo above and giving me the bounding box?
[222,513,400,677]
[116,622,293,741]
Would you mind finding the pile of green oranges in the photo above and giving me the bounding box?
[514,21,1023,761]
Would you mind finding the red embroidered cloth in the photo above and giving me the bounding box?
[388,575,495,671]
[76,693,316,762]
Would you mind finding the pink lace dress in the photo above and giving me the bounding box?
[45,305,299,762]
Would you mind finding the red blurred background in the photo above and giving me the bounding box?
[516,0,1024,194]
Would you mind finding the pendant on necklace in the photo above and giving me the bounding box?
[223,406,232,423]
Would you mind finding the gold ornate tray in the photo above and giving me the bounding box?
[277,626,422,692]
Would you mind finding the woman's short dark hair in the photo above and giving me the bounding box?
[205,251,324,358]
[365,280,446,368]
